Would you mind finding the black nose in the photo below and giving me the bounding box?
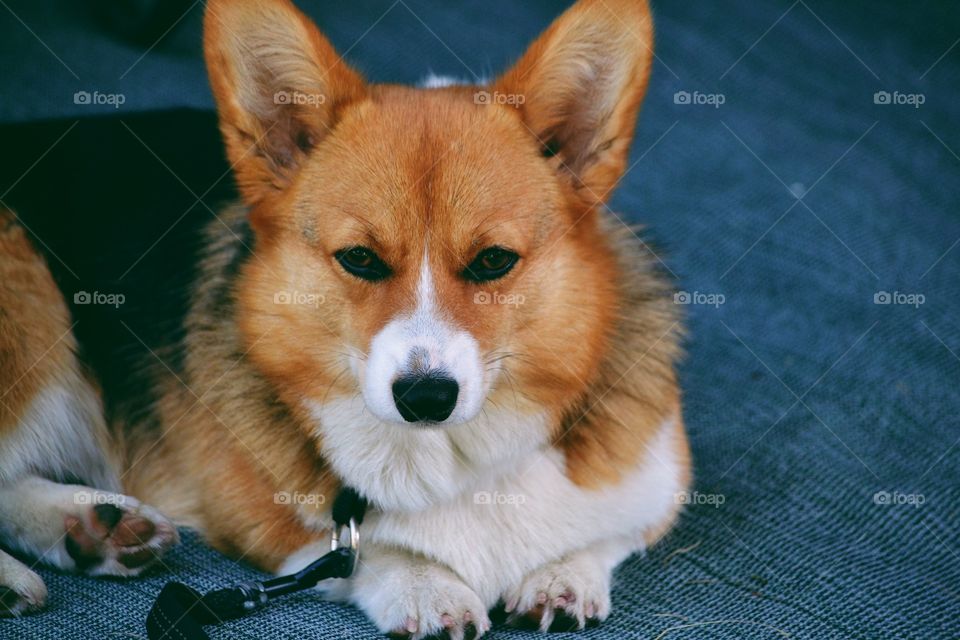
[392,375,459,423]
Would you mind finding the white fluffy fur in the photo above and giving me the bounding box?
[307,397,551,512]
[283,411,684,637]
[0,383,118,491]
[0,476,83,569]
[362,414,682,603]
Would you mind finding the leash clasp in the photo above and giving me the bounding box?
[329,516,360,568]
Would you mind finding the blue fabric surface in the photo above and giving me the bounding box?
[2,0,959,638]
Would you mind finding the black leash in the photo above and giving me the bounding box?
[146,488,368,640]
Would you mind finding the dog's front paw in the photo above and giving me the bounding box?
[351,549,490,640]
[504,553,612,632]
[380,578,489,640]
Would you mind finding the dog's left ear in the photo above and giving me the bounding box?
[495,0,654,207]
[204,0,366,206]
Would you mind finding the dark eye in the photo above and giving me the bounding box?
[463,247,519,282]
[335,247,391,281]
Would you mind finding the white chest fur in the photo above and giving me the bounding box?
[308,398,553,512]
[305,400,683,605]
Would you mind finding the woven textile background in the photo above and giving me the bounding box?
[1,0,958,638]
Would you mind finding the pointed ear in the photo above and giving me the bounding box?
[203,0,366,206]
[494,0,654,207]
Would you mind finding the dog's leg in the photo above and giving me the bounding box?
[0,209,177,578]
[0,476,178,577]
[284,541,491,640]
[503,535,639,632]
[0,549,46,617]
[353,545,491,640]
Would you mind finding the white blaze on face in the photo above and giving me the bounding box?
[359,253,486,424]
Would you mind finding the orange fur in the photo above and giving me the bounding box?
[0,209,77,433]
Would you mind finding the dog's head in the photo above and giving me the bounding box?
[204,0,653,429]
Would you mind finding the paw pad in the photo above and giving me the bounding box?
[64,496,178,576]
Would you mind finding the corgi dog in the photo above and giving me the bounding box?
[0,0,690,636]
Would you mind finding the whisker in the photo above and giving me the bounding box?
[320,364,353,405]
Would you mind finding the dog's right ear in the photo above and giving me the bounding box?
[204,0,365,206]
[494,0,653,210]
